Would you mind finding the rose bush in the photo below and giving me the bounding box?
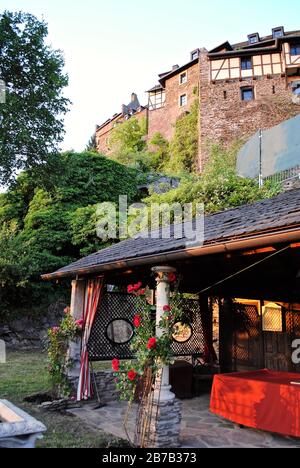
[112,281,183,401]
[47,310,83,397]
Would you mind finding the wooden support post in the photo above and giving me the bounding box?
[219,298,234,373]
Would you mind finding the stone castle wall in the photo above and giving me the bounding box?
[96,51,300,173]
[147,62,199,143]
[198,51,300,170]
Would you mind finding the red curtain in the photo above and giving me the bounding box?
[200,301,217,363]
[77,277,104,401]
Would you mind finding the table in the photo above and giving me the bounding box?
[210,369,300,438]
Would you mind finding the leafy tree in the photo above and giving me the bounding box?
[141,132,170,173]
[109,117,147,166]
[0,152,141,318]
[85,132,97,152]
[0,11,70,185]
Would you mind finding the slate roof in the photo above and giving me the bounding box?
[159,58,199,87]
[208,30,300,58]
[232,29,300,51]
[43,189,300,279]
[147,84,164,93]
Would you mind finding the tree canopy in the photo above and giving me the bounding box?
[109,116,148,166]
[0,11,70,185]
[0,152,141,319]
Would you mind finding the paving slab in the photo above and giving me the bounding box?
[69,395,300,448]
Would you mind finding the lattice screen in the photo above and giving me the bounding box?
[170,296,205,357]
[286,307,300,337]
[88,291,205,362]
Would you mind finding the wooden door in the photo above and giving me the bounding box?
[263,332,293,371]
[233,304,264,371]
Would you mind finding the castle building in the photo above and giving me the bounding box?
[96,27,300,171]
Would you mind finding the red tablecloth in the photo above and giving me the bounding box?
[210,370,300,438]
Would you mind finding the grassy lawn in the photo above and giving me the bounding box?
[0,351,127,448]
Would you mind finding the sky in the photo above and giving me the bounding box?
[5,0,300,152]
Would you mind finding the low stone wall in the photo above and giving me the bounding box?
[0,300,67,350]
[70,370,119,404]
[93,371,120,403]
[40,399,81,412]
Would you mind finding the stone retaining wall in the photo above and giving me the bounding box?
[0,300,67,350]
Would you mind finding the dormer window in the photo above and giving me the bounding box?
[191,49,199,61]
[248,33,260,45]
[272,27,284,39]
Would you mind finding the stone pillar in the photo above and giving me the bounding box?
[67,279,86,381]
[147,266,182,448]
[152,266,176,403]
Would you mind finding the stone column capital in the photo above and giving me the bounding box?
[152,266,177,284]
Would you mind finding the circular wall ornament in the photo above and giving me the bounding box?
[106,319,134,345]
[172,322,193,343]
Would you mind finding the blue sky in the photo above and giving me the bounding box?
[5,0,300,151]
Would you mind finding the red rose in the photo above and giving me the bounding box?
[133,282,142,291]
[137,288,146,296]
[168,273,177,283]
[147,337,157,350]
[112,359,120,372]
[163,305,171,312]
[128,370,137,381]
[75,319,84,328]
[127,285,134,294]
[133,315,141,328]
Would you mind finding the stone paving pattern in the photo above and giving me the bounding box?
[69,395,300,448]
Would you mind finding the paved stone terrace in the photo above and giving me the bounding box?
[69,395,300,449]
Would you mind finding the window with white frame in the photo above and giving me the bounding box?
[180,72,188,85]
[241,86,254,101]
[179,94,187,107]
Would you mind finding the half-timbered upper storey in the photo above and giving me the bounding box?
[208,27,300,89]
